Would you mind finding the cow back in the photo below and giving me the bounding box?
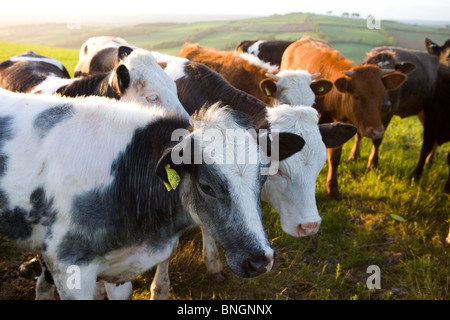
[178,43,273,104]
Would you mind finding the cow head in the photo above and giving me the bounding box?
[109,48,189,118]
[259,71,332,107]
[425,38,450,67]
[156,105,305,277]
[363,50,416,112]
[364,50,416,74]
[262,105,357,237]
[334,65,406,139]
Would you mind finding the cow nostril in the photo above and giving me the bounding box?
[372,129,384,139]
[297,222,321,237]
[245,255,272,275]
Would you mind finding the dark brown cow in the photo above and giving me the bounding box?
[411,63,450,192]
[425,38,450,67]
[235,40,293,67]
[177,42,332,107]
[362,46,440,169]
[0,51,70,93]
[411,38,450,194]
[281,37,407,198]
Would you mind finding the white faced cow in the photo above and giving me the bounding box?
[0,89,310,299]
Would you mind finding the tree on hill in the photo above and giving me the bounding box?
[342,12,349,18]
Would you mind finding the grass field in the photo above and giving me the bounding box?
[0,13,449,300]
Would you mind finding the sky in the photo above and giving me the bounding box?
[1,0,449,22]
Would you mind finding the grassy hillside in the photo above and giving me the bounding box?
[0,12,448,63]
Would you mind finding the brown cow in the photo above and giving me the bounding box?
[362,47,439,169]
[177,42,332,107]
[281,37,407,198]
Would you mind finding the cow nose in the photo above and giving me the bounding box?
[297,222,321,237]
[371,129,384,139]
[245,253,274,276]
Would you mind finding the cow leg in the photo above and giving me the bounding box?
[35,262,55,300]
[348,132,362,161]
[327,146,342,199]
[445,151,450,194]
[150,240,178,300]
[367,136,383,170]
[446,225,450,246]
[417,111,438,166]
[202,226,228,282]
[411,129,436,181]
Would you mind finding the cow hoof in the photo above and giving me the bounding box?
[18,256,41,279]
[209,270,228,283]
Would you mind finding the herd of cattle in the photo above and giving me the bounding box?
[0,34,448,300]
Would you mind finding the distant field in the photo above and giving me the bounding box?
[0,12,448,62]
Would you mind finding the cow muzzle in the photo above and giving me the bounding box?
[227,251,275,278]
[363,127,385,139]
[297,222,321,237]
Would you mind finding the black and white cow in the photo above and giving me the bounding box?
[0,51,70,93]
[235,40,294,67]
[30,47,188,118]
[74,36,132,77]
[0,89,307,299]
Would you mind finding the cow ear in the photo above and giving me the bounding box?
[334,77,349,93]
[259,79,277,97]
[118,46,134,61]
[382,71,407,91]
[310,80,333,96]
[319,123,358,149]
[424,38,441,57]
[110,64,130,96]
[395,61,416,74]
[259,131,305,161]
[156,149,184,192]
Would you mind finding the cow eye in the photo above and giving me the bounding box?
[199,183,215,197]
[146,95,160,104]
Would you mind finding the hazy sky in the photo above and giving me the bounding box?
[1,0,449,21]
